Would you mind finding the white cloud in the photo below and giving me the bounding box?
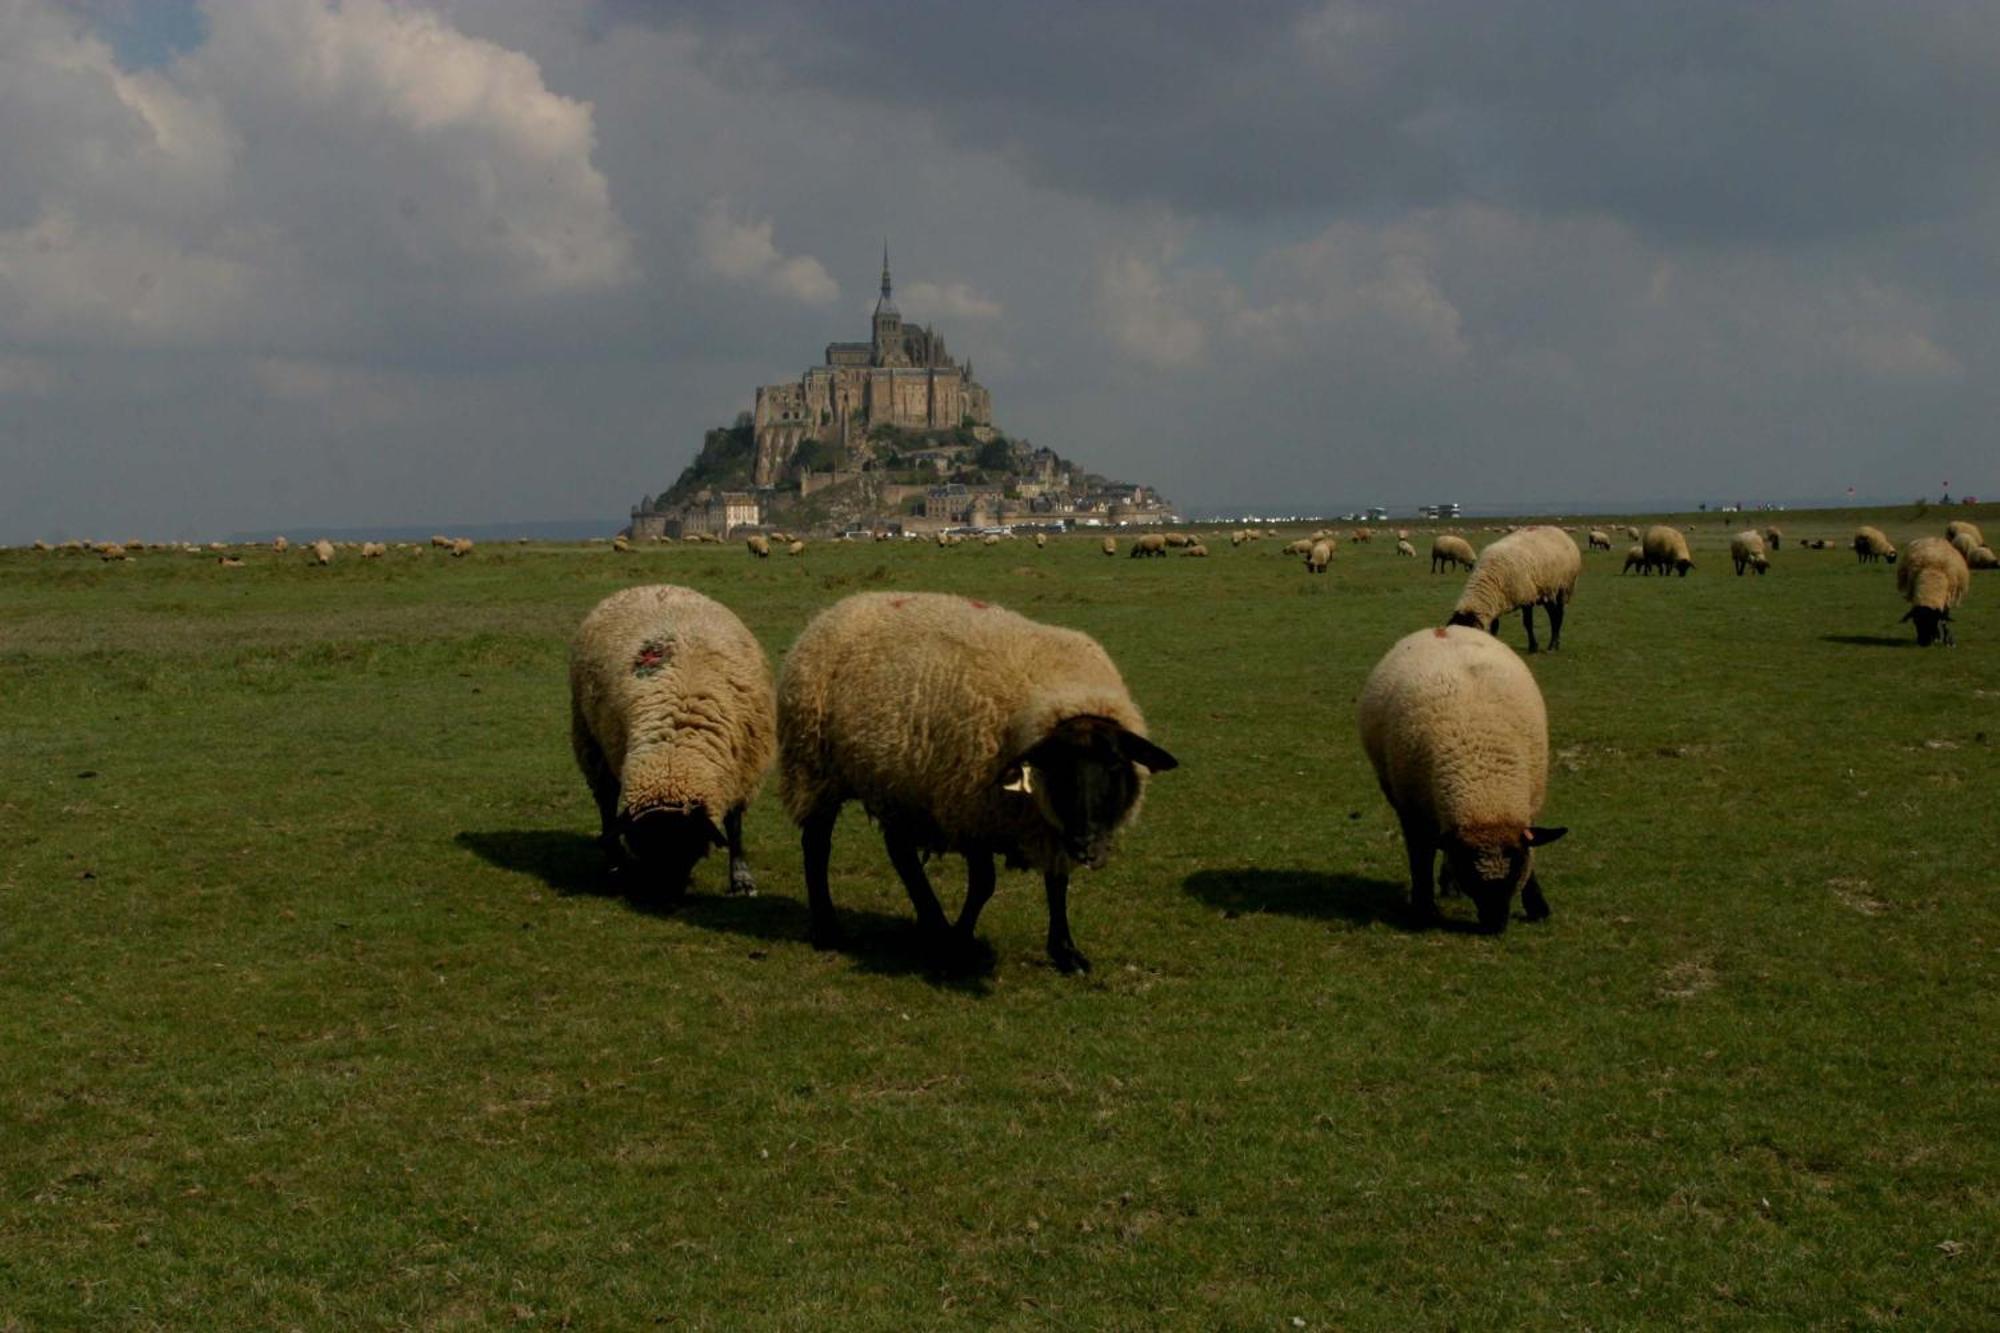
[1095,252,1213,369]
[694,199,837,304]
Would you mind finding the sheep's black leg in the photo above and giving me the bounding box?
[572,709,624,871]
[802,806,841,949]
[1521,604,1539,653]
[1546,599,1564,651]
[955,850,996,940]
[1043,871,1090,973]
[1402,816,1441,923]
[883,824,951,938]
[723,805,755,896]
[1522,874,1551,923]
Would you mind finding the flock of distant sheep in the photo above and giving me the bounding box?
[23,511,1984,961]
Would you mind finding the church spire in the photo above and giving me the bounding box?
[880,240,892,303]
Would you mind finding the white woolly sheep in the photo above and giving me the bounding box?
[984,534,1002,547]
[100,543,128,562]
[1853,526,1896,564]
[1101,536,1117,556]
[1035,533,1048,549]
[747,534,771,558]
[1969,545,1998,570]
[1951,531,1979,561]
[1587,530,1611,551]
[1897,537,1971,646]
[789,539,807,556]
[1625,525,1641,541]
[1448,526,1582,653]
[1163,532,1190,548]
[450,538,473,558]
[1305,540,1333,574]
[1642,525,1695,577]
[1131,533,1168,558]
[777,591,1177,972]
[1184,542,1209,558]
[311,539,334,566]
[1358,625,1566,931]
[1430,534,1476,573]
[1729,530,1768,576]
[1945,520,1983,549]
[613,536,632,553]
[570,584,776,898]
[1285,538,1315,557]
[1396,539,1418,558]
[273,536,290,554]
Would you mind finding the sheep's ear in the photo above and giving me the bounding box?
[1524,825,1567,846]
[1000,763,1038,795]
[1113,729,1178,773]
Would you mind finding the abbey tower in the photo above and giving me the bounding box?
[750,248,994,486]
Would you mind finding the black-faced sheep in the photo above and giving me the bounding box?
[1101,536,1117,556]
[570,585,776,898]
[1430,534,1476,573]
[777,592,1177,973]
[1763,526,1783,550]
[1946,520,1983,550]
[1622,544,1646,574]
[1446,526,1581,653]
[1358,625,1566,931]
[1587,530,1611,551]
[1729,530,1769,576]
[1642,525,1694,577]
[747,534,771,558]
[1130,533,1168,558]
[1969,545,1998,570]
[1306,540,1333,574]
[1854,526,1896,564]
[1396,539,1418,559]
[1897,537,1971,646]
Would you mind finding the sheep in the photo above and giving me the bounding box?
[1853,526,1896,564]
[788,539,807,556]
[1230,530,1248,547]
[1357,625,1566,931]
[613,535,632,553]
[273,536,290,554]
[430,535,451,548]
[1897,537,1971,646]
[311,539,334,566]
[1163,532,1190,548]
[1305,540,1332,574]
[983,534,1002,547]
[1130,533,1168,558]
[776,591,1177,972]
[1101,536,1117,556]
[100,543,128,562]
[31,540,48,552]
[1035,533,1047,549]
[1642,525,1695,577]
[1430,534,1476,573]
[1946,520,1983,549]
[1183,542,1209,558]
[218,556,245,568]
[1969,545,1998,570]
[1729,530,1768,576]
[1626,525,1642,541]
[1447,526,1581,653]
[569,585,775,899]
[747,534,771,558]
[1763,526,1783,550]
[1587,530,1611,551]
[1951,531,1979,561]
[1396,539,1418,559]
[1285,538,1315,557]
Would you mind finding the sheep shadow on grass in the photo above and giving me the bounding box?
[1821,634,1916,648]
[454,829,996,989]
[1182,866,1488,933]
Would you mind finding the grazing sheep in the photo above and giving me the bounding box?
[100,543,128,562]
[1305,540,1333,574]
[1183,542,1209,558]
[1587,530,1611,551]
[450,538,474,558]
[1951,531,1979,561]
[778,592,1176,971]
[1163,532,1190,548]
[1101,536,1117,556]
[1764,526,1783,550]
[1946,520,1983,549]
[1396,539,1418,559]
[613,535,632,553]
[747,534,771,558]
[218,557,245,568]
[1230,529,1249,547]
[1035,533,1047,549]
[571,585,776,898]
[360,541,386,559]
[1130,533,1168,558]
[1357,625,1566,931]
[430,535,451,549]
[1626,525,1641,541]
[1897,537,1971,646]
[31,540,49,552]
[1447,526,1582,652]
[311,539,334,566]
[984,534,1002,547]
[1968,545,1998,570]
[1729,530,1768,576]
[1285,538,1315,557]
[1642,525,1695,577]
[788,540,807,556]
[273,536,290,554]
[1853,526,1896,564]
[1430,534,1477,573]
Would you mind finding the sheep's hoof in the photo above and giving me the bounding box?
[1048,942,1092,975]
[727,870,758,897]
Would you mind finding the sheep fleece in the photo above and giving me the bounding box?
[570,585,775,819]
[1898,537,1970,611]
[1358,626,1549,842]
[778,592,1153,861]
[1453,526,1580,622]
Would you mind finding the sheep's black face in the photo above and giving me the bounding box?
[1004,716,1178,868]
[1445,826,1567,933]
[1446,609,1490,633]
[1908,607,1947,647]
[621,807,724,896]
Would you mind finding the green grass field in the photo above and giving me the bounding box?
[4,505,1996,1328]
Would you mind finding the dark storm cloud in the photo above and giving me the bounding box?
[601,0,2000,243]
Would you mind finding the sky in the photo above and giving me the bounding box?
[3,0,1997,541]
